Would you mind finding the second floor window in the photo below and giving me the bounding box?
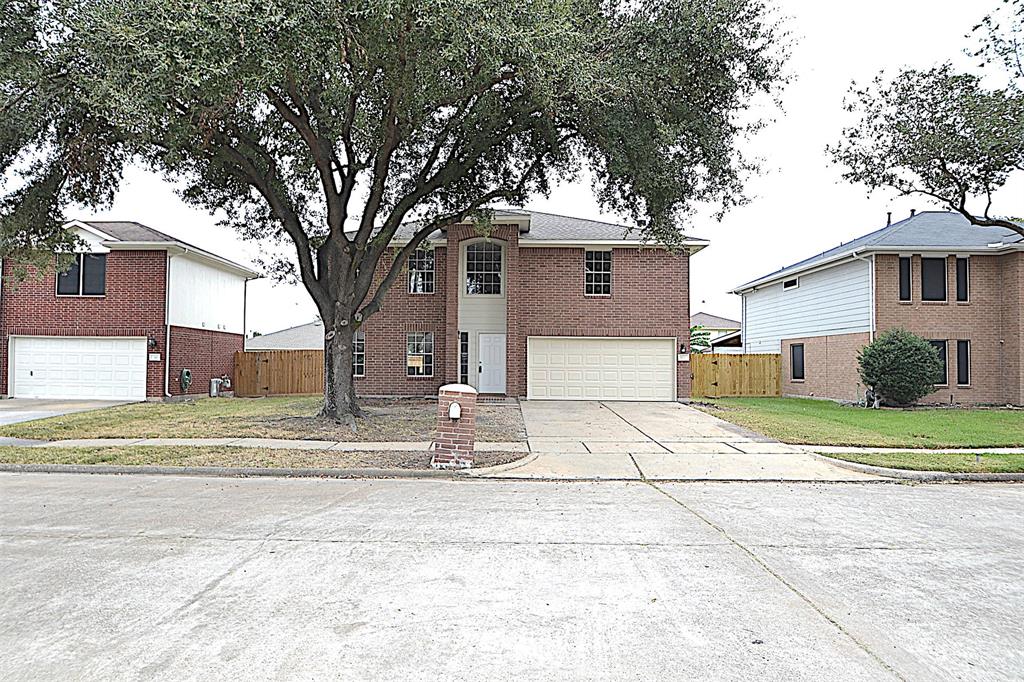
[466,242,502,295]
[921,257,947,301]
[57,253,107,296]
[408,249,435,294]
[898,256,911,301]
[585,250,612,296]
[956,257,969,302]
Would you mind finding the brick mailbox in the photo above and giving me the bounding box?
[431,384,478,469]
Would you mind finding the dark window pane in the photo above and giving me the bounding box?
[406,332,434,376]
[585,250,612,295]
[81,254,106,295]
[956,258,969,302]
[459,332,469,384]
[408,249,435,294]
[957,340,970,386]
[928,340,947,384]
[791,344,805,381]
[898,257,911,301]
[57,255,82,295]
[921,258,947,301]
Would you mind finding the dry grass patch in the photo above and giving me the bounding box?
[0,396,527,443]
[0,445,524,470]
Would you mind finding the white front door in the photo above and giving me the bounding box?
[478,333,506,394]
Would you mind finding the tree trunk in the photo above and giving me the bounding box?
[321,318,363,423]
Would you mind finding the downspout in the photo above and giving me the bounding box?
[164,253,172,397]
[851,250,875,342]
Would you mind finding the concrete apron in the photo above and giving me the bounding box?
[509,401,883,482]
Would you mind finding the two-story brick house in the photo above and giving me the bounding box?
[733,211,1024,405]
[1,220,259,401]
[332,210,706,401]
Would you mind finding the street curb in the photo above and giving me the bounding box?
[0,462,478,480]
[810,453,1024,482]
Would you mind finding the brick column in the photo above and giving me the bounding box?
[431,383,478,469]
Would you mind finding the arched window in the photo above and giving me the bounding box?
[465,242,502,295]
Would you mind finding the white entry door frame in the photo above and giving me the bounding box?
[477,333,507,394]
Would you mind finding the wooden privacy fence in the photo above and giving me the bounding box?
[234,350,325,397]
[691,353,781,398]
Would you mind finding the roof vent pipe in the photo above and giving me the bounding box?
[910,208,916,217]
[886,212,892,226]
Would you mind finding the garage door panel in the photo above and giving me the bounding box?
[12,337,147,401]
[528,337,674,401]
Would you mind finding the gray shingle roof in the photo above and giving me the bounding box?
[391,208,707,245]
[691,312,740,329]
[81,220,259,276]
[245,320,324,350]
[734,211,1023,291]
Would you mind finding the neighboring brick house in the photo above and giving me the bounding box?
[253,210,706,401]
[1,220,259,401]
[732,211,1024,405]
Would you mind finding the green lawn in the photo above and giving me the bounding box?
[0,445,522,469]
[697,397,1024,448]
[0,396,527,442]
[829,451,1024,474]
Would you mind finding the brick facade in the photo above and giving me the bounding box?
[875,253,1021,405]
[780,252,1024,406]
[168,326,244,396]
[0,250,245,399]
[781,333,870,402]
[352,223,692,399]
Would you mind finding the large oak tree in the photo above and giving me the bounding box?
[1,0,785,419]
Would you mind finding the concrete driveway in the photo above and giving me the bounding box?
[1,473,1020,680]
[513,401,870,481]
[0,398,131,426]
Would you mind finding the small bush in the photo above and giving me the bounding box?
[858,329,943,407]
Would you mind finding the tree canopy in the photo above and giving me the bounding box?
[1,0,786,417]
[831,4,1024,237]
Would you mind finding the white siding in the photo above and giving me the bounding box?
[69,225,110,253]
[457,240,507,387]
[167,255,247,334]
[743,259,872,353]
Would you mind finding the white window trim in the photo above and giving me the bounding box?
[584,249,613,297]
[352,330,366,378]
[782,277,799,291]
[956,256,970,303]
[406,331,435,378]
[55,253,107,298]
[956,339,971,387]
[407,249,436,295]
[461,239,506,298]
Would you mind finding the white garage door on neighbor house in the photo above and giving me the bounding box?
[10,336,147,401]
[527,337,675,401]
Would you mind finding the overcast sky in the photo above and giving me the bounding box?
[82,0,1022,334]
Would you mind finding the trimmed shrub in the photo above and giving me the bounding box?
[858,329,943,407]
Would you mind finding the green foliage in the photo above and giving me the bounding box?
[858,329,944,407]
[690,325,711,353]
[1,0,787,414]
[830,65,1024,236]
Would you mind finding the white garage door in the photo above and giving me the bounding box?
[11,336,147,400]
[527,337,676,401]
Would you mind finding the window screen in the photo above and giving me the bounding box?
[56,256,82,295]
[57,253,106,296]
[465,242,502,295]
[956,340,970,386]
[921,258,947,301]
[585,250,612,295]
[956,258,969,302]
[791,343,805,381]
[928,340,948,385]
[898,257,911,301]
